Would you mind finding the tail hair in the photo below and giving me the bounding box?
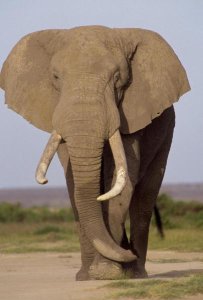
[154,204,164,238]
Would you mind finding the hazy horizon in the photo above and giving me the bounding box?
[0,0,202,188]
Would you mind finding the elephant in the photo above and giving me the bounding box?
[0,25,190,280]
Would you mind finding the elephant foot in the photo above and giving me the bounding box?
[89,257,125,280]
[127,268,148,279]
[123,261,148,279]
[76,267,90,281]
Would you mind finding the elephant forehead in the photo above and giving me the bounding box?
[68,25,119,46]
[50,26,123,70]
[51,45,118,74]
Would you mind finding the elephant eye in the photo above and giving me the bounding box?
[114,71,120,83]
[52,71,61,92]
[53,73,59,80]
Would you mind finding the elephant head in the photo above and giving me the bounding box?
[0,26,190,262]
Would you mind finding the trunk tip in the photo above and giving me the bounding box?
[124,250,137,262]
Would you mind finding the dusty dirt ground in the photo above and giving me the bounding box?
[0,251,203,300]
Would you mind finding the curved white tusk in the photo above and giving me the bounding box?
[35,131,62,184]
[97,130,128,201]
[97,167,127,201]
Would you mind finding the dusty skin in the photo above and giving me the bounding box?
[0,251,202,300]
[0,26,191,278]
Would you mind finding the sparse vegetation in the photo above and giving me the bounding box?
[0,203,78,253]
[153,193,203,229]
[104,272,203,299]
[0,202,74,223]
[0,222,80,253]
[147,194,203,251]
[0,196,203,299]
[148,227,203,252]
[0,194,202,253]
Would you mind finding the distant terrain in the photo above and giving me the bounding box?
[161,183,203,203]
[0,187,69,207]
[0,183,203,207]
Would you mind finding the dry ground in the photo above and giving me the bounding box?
[0,251,202,300]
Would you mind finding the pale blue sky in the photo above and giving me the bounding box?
[0,0,202,188]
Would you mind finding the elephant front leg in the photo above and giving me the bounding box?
[89,135,140,279]
[88,176,130,279]
[129,168,164,278]
[105,134,140,245]
[129,126,174,278]
[89,181,134,280]
[57,144,95,280]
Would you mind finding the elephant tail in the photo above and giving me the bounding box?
[154,204,164,238]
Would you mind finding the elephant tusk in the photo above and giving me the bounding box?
[97,130,128,201]
[35,130,62,184]
[97,167,127,201]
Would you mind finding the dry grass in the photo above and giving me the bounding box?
[0,195,202,253]
[0,222,80,253]
[104,273,203,299]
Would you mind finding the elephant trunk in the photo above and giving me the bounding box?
[35,83,135,262]
[66,134,135,262]
[35,130,134,261]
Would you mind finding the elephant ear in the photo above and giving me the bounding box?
[115,28,191,134]
[0,30,68,132]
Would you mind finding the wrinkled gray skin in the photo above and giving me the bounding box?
[58,106,175,280]
[0,26,190,280]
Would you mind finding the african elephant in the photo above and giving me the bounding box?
[0,26,190,280]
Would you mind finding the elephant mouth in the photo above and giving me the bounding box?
[35,128,128,201]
